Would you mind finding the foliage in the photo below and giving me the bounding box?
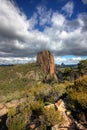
[48,83,67,102]
[0,63,44,102]
[8,107,16,117]
[69,91,87,109]
[37,124,47,130]
[7,101,32,130]
[43,107,63,126]
[78,59,87,75]
[7,113,27,130]
[67,75,87,109]
[74,75,87,91]
[64,67,72,75]
[1,60,87,129]
[78,59,87,70]
[30,100,44,116]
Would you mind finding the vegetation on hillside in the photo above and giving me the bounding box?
[0,60,87,129]
[0,63,45,102]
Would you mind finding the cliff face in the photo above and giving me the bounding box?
[37,50,55,75]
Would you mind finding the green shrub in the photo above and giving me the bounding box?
[7,101,32,130]
[30,100,44,116]
[7,113,27,130]
[69,91,87,109]
[48,83,66,102]
[43,107,63,126]
[37,124,47,130]
[67,76,87,109]
[8,107,16,117]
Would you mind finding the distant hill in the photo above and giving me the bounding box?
[56,63,78,69]
[0,64,14,66]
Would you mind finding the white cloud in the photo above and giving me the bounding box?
[0,57,36,64]
[51,12,65,27]
[0,0,29,33]
[0,56,85,65]
[82,0,87,4]
[36,6,52,25]
[28,13,38,29]
[62,1,74,17]
[14,40,26,49]
[55,56,86,64]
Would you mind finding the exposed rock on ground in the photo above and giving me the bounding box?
[43,99,87,130]
[0,99,87,130]
[0,98,25,117]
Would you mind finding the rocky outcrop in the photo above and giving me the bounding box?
[37,50,55,75]
[0,98,25,117]
[44,99,87,130]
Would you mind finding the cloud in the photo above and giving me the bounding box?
[62,1,74,17]
[51,12,65,27]
[36,6,52,26]
[82,0,87,4]
[78,13,87,32]
[55,56,86,64]
[0,57,36,64]
[0,56,86,65]
[0,0,87,64]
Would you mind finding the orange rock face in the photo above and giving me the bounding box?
[37,50,55,75]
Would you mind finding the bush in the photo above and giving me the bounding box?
[7,102,32,130]
[7,113,28,130]
[8,107,16,117]
[49,83,66,102]
[43,107,63,126]
[74,75,87,91]
[69,91,87,109]
[30,100,44,116]
[67,76,87,109]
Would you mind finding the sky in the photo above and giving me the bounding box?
[0,0,87,64]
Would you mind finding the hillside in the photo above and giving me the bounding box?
[0,54,87,130]
[0,63,45,102]
[56,59,87,82]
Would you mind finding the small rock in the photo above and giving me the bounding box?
[0,103,4,109]
[29,124,36,129]
[5,102,17,108]
[0,107,8,116]
[55,99,66,112]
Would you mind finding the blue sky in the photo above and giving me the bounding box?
[0,0,87,64]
